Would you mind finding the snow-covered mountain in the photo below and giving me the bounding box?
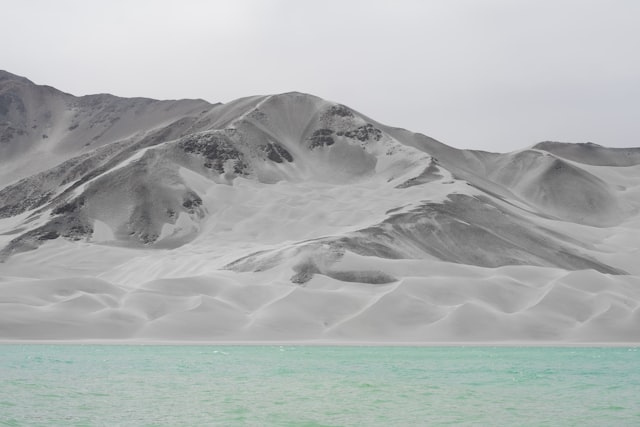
[1,70,639,342]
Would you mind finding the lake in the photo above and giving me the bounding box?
[1,345,638,426]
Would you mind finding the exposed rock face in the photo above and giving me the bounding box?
[180,132,247,175]
[337,124,383,142]
[307,129,335,149]
[261,142,293,163]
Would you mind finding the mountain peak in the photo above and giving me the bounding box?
[0,70,35,85]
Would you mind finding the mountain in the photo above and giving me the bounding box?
[1,70,639,342]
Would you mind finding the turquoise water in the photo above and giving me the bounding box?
[0,346,639,426]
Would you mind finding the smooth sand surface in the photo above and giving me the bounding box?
[1,235,639,343]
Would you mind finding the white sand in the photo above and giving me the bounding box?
[1,74,640,343]
[1,248,639,342]
[2,160,638,342]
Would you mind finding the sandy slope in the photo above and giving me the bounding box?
[0,70,639,342]
[1,242,638,342]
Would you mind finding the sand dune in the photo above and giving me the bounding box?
[1,70,639,342]
[1,258,639,342]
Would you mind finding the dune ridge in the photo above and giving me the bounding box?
[2,251,639,342]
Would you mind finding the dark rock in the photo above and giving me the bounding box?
[308,129,335,149]
[337,124,382,142]
[182,193,203,213]
[65,223,93,241]
[326,105,354,118]
[0,190,54,219]
[274,143,293,162]
[52,196,85,215]
[261,142,293,163]
[180,133,246,175]
[37,231,60,241]
[290,259,321,284]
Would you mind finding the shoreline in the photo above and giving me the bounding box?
[1,339,638,347]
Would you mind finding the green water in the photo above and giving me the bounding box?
[0,345,638,426]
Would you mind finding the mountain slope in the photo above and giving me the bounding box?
[1,71,639,342]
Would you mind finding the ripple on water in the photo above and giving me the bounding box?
[0,345,638,426]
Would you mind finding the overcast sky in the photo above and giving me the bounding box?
[3,0,639,152]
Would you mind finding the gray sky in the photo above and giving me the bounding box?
[3,0,639,152]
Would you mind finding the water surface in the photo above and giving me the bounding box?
[1,345,638,426]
